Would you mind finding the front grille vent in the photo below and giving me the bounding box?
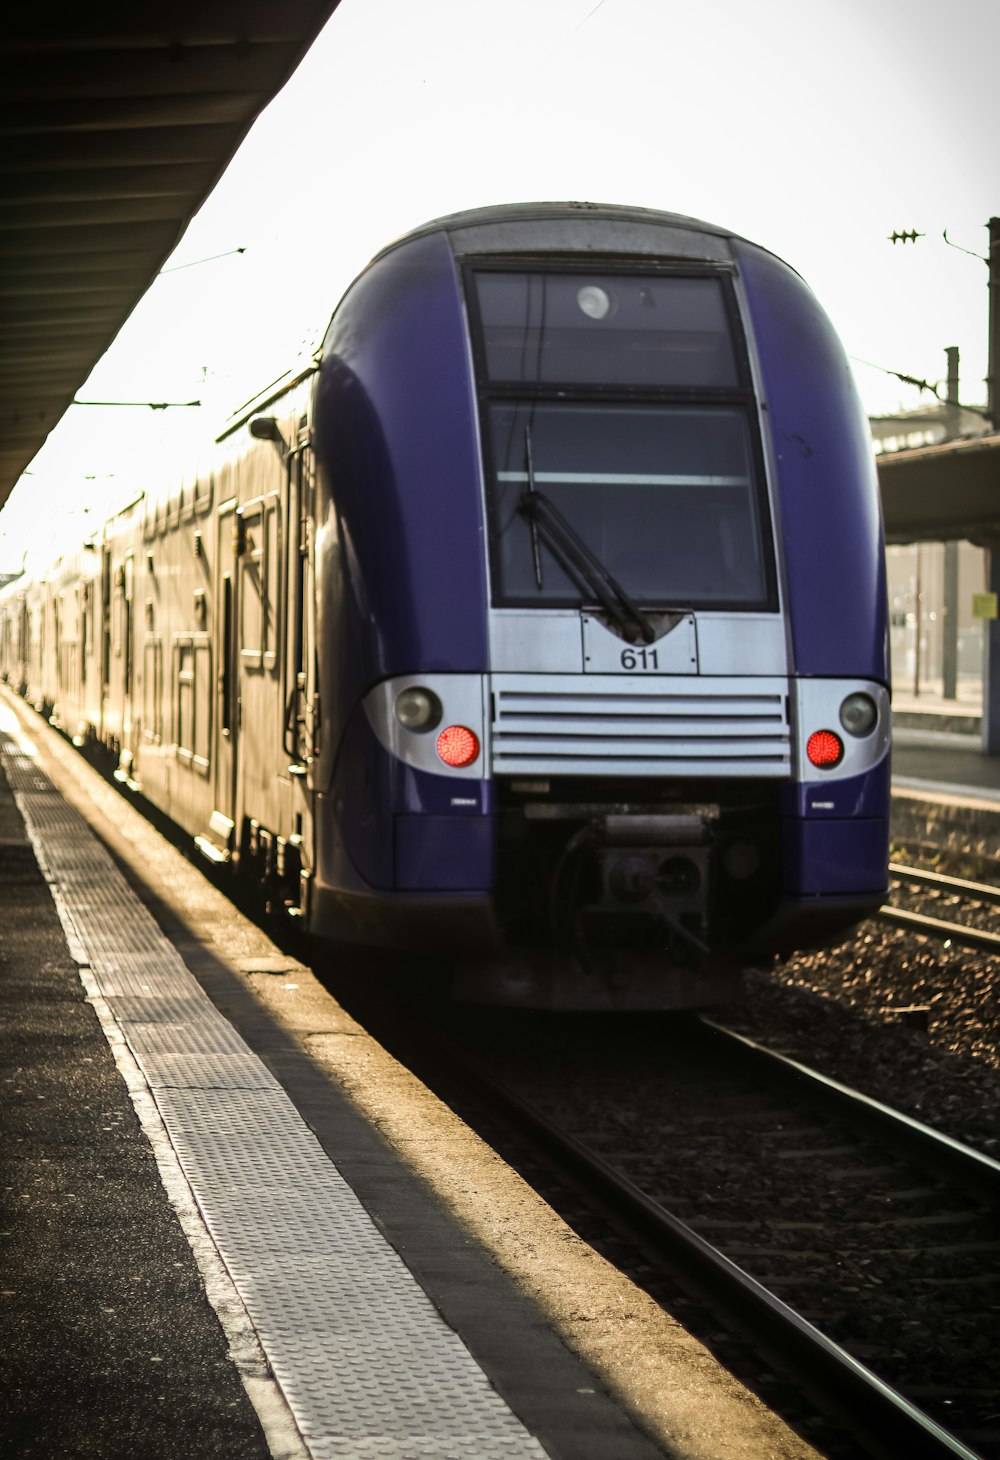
[491,674,791,778]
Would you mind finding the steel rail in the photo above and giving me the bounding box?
[877,904,1000,951]
[432,1036,983,1460]
[888,861,1000,904]
[696,1018,1000,1206]
[880,861,1000,950]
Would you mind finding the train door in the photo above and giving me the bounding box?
[100,545,112,743]
[33,598,46,710]
[234,491,282,853]
[281,442,317,918]
[80,580,87,692]
[53,594,63,707]
[211,499,240,854]
[118,553,135,756]
[17,596,28,695]
[284,444,317,778]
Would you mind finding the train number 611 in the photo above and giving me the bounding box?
[620,646,659,671]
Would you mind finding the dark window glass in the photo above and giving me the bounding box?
[475,272,738,388]
[486,402,768,607]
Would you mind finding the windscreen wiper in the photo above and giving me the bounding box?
[517,449,656,645]
[524,426,544,590]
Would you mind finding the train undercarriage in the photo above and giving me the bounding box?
[454,777,781,1009]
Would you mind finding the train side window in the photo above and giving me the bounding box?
[220,575,233,735]
[177,644,195,757]
[80,582,89,684]
[264,493,280,672]
[239,505,265,669]
[174,638,210,772]
[143,640,163,744]
[238,494,280,671]
[112,565,124,658]
[124,595,133,700]
[101,548,112,696]
[54,597,62,693]
[194,469,213,515]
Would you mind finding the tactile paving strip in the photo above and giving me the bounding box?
[1,733,548,1460]
[110,996,247,1042]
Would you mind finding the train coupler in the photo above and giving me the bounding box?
[558,812,712,956]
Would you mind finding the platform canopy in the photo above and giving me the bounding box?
[878,434,1000,545]
[0,3,341,511]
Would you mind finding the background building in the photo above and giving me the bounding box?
[875,394,993,708]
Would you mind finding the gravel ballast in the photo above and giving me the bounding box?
[720,792,1000,1159]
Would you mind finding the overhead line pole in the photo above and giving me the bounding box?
[984,219,1000,752]
[989,218,1000,431]
[942,348,960,702]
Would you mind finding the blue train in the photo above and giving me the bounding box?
[0,202,890,1008]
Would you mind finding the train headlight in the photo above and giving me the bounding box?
[394,686,443,732]
[806,730,844,768]
[839,692,878,737]
[436,725,480,768]
[577,284,611,320]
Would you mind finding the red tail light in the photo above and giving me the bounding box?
[806,729,843,768]
[436,725,480,768]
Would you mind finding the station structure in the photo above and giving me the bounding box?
[1,6,341,501]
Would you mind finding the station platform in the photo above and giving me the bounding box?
[891,695,1000,839]
[0,691,820,1460]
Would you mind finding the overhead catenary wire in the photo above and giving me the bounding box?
[543,0,612,61]
[851,357,991,419]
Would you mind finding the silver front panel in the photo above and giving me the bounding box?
[694,613,789,675]
[489,609,788,677]
[490,673,792,778]
[581,612,698,674]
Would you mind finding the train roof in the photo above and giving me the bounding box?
[369,200,764,266]
[401,199,737,239]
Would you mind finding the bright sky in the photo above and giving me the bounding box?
[2,0,996,569]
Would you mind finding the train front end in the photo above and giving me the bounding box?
[311,204,890,1008]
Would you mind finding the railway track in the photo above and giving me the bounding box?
[879,862,1000,951]
[393,1008,1000,1460]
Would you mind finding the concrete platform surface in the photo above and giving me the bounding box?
[893,738,1000,798]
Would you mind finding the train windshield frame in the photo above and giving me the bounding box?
[464,260,778,614]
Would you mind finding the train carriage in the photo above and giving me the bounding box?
[0,202,890,1009]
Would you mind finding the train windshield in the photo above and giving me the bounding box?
[470,268,774,611]
[474,271,739,388]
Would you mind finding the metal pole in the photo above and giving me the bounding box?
[984,220,1000,753]
[943,543,959,701]
[985,545,1000,754]
[945,346,961,440]
[942,348,960,701]
[913,544,922,698]
[989,218,1000,430]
